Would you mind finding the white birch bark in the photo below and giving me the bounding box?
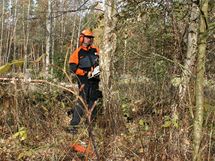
[51,4,56,75]
[179,1,199,102]
[101,0,124,137]
[45,0,52,78]
[101,0,117,102]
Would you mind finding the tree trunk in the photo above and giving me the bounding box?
[123,30,128,75]
[51,9,56,75]
[60,0,65,55]
[101,0,118,135]
[6,0,12,63]
[23,0,31,80]
[0,0,5,65]
[13,0,18,63]
[179,1,199,104]
[193,0,208,160]
[45,0,52,78]
[101,1,125,159]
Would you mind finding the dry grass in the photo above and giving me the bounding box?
[0,80,214,160]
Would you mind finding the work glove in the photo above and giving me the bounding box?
[87,71,92,78]
[88,66,100,79]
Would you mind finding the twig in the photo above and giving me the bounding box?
[207,115,214,161]
[86,101,100,160]
[0,77,88,111]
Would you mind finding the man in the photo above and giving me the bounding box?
[68,29,102,134]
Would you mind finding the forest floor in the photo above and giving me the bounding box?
[0,80,214,160]
[0,81,156,160]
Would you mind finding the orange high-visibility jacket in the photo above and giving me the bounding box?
[69,45,99,76]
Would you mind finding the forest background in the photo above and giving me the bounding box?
[0,0,214,160]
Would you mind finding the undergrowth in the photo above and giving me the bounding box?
[0,80,214,160]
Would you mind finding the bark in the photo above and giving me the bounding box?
[13,0,18,62]
[60,0,65,54]
[179,1,199,103]
[23,0,31,80]
[193,0,208,160]
[51,9,56,75]
[100,2,126,158]
[45,0,52,78]
[6,0,12,63]
[0,0,5,65]
[42,42,45,72]
[101,0,117,134]
[101,0,125,145]
[123,31,128,75]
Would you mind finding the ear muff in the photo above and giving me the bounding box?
[79,34,84,44]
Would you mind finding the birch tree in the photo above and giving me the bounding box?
[45,0,52,78]
[6,0,12,63]
[179,1,199,103]
[51,1,56,75]
[101,0,125,143]
[13,0,18,62]
[193,0,209,160]
[60,0,65,55]
[0,0,5,65]
[100,1,124,158]
[23,0,31,79]
[101,0,118,135]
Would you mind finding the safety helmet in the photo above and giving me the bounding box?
[79,29,94,44]
[81,29,94,37]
